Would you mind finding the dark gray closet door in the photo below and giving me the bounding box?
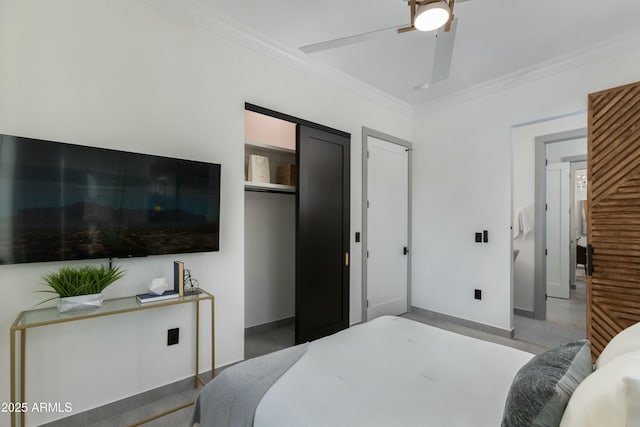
[295,125,350,344]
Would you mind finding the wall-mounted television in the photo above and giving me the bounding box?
[0,134,221,265]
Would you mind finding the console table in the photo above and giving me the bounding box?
[9,291,214,427]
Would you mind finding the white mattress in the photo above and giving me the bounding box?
[254,316,533,427]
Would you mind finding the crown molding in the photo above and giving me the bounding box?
[151,1,640,121]
[191,1,413,118]
[413,29,640,117]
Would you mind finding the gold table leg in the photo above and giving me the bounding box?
[211,295,216,379]
[195,300,200,389]
[9,328,26,427]
[10,328,15,427]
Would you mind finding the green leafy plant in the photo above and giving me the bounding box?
[39,265,125,303]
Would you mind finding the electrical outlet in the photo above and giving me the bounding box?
[167,328,179,346]
[475,232,482,243]
[474,289,482,300]
[483,230,489,243]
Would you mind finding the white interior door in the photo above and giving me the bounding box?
[366,136,409,320]
[546,162,570,299]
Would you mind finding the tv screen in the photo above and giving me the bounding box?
[0,134,221,265]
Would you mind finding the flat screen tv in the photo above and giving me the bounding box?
[0,134,221,265]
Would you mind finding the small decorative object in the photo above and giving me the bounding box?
[57,293,104,313]
[149,277,169,295]
[248,154,270,183]
[183,269,202,295]
[39,264,125,313]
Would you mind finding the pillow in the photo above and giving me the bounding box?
[559,351,640,427]
[501,340,592,427]
[596,321,640,368]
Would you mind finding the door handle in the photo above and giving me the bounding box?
[587,244,594,276]
[403,247,409,255]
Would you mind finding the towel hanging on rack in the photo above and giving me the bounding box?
[513,208,530,240]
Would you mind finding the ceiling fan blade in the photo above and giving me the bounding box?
[300,26,401,54]
[431,18,457,83]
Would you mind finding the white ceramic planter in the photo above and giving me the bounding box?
[57,293,104,313]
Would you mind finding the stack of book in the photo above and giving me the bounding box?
[136,290,180,304]
[136,261,187,304]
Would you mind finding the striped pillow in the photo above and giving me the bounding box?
[501,340,592,427]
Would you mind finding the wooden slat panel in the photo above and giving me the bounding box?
[591,122,640,169]
[591,141,640,202]
[592,277,640,288]
[587,81,640,360]
[590,86,640,204]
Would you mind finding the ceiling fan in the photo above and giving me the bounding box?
[300,0,471,84]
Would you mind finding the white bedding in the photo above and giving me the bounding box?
[254,316,533,427]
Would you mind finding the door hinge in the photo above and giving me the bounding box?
[367,150,370,159]
[366,250,370,258]
[545,203,548,211]
[403,246,409,255]
[367,200,370,208]
[545,248,548,256]
[345,252,349,267]
[366,300,369,308]
[545,159,548,166]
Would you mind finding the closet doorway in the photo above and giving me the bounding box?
[244,104,350,357]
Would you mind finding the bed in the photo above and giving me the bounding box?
[192,316,640,427]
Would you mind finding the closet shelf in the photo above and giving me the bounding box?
[244,181,296,194]
[245,141,295,154]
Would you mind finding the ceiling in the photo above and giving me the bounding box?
[202,0,640,107]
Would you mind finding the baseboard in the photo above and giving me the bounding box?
[245,316,294,337]
[514,308,536,318]
[40,368,216,427]
[410,306,514,338]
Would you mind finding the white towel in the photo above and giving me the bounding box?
[513,208,530,240]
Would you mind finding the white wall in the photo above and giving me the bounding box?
[512,127,586,313]
[245,110,296,151]
[412,41,640,332]
[0,1,412,424]
[245,192,295,328]
[547,138,587,163]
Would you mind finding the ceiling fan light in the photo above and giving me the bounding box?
[414,1,450,32]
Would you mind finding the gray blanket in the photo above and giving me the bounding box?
[191,343,309,427]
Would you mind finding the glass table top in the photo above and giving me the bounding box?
[12,291,213,329]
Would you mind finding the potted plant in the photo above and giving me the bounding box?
[39,264,125,313]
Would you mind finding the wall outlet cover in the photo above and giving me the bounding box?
[167,328,179,346]
[474,289,482,300]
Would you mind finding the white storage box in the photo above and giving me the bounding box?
[248,154,270,183]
